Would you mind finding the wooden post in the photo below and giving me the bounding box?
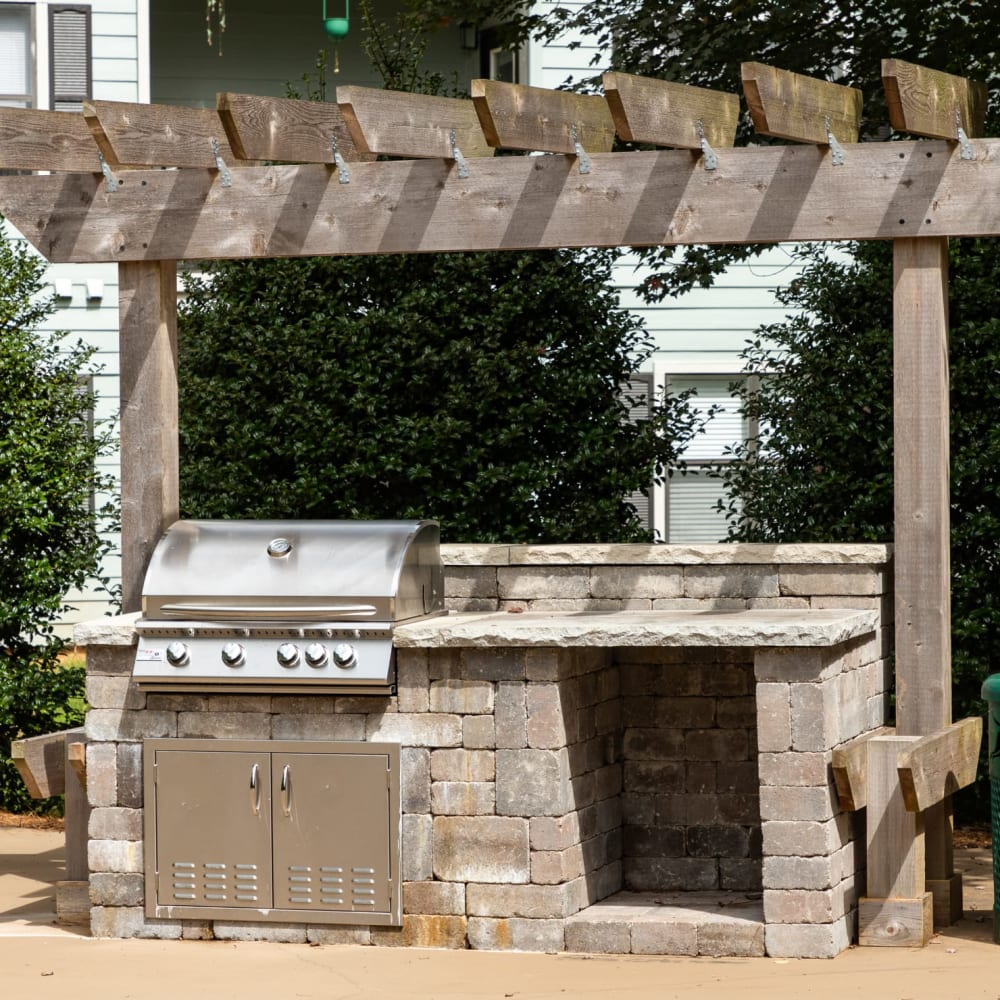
[892,236,958,926]
[118,261,179,613]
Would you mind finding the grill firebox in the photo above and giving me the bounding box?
[132,519,443,694]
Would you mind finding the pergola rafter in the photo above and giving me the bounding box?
[0,59,987,948]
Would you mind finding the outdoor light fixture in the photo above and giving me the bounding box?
[459,20,479,50]
[323,0,349,38]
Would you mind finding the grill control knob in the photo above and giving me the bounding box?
[221,641,246,668]
[332,643,357,670]
[304,643,329,668]
[276,643,300,668]
[165,641,190,667]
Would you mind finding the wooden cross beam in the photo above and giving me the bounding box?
[4,139,1000,263]
[883,59,987,140]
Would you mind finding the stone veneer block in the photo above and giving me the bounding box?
[401,747,430,814]
[497,567,592,601]
[765,919,852,959]
[212,922,308,943]
[467,917,565,952]
[403,881,466,915]
[496,748,573,817]
[402,814,433,882]
[683,566,779,599]
[433,817,529,884]
[88,839,143,873]
[88,807,143,841]
[762,817,852,858]
[86,742,118,807]
[463,715,496,749]
[431,781,495,815]
[590,567,683,600]
[366,713,462,747]
[429,679,494,714]
[370,915,469,949]
[780,565,886,596]
[466,881,584,919]
[494,681,527,749]
[306,925,372,945]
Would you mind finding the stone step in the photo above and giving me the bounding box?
[563,891,765,957]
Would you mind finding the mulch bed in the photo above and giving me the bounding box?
[0,809,64,831]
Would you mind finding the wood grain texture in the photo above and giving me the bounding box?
[602,72,738,149]
[119,261,179,613]
[10,728,83,798]
[883,59,987,139]
[893,237,951,736]
[742,62,862,145]
[218,92,374,164]
[831,726,892,811]
[4,139,1000,264]
[858,893,933,947]
[63,731,90,882]
[865,735,924,899]
[896,717,982,811]
[471,79,615,153]
[337,86,492,160]
[0,108,99,171]
[84,100,234,168]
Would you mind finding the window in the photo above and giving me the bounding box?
[666,375,753,543]
[623,372,654,533]
[480,26,521,84]
[0,5,33,107]
[0,2,90,111]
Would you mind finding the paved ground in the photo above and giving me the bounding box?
[1,826,998,1000]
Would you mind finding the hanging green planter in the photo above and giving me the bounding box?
[323,0,349,38]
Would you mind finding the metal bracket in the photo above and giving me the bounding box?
[211,138,232,188]
[695,120,718,171]
[956,108,974,161]
[97,151,118,193]
[824,117,845,166]
[449,129,469,179]
[571,124,591,175]
[331,136,351,184]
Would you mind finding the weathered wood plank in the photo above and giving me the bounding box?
[602,72,738,150]
[897,717,981,812]
[894,237,951,736]
[63,732,89,882]
[0,108,99,172]
[3,140,1000,264]
[859,735,933,947]
[217,92,373,164]
[119,261,179,613]
[471,79,615,154]
[10,727,83,798]
[742,62,862,146]
[337,86,492,160]
[882,59,987,140]
[831,726,892,811]
[84,100,234,168]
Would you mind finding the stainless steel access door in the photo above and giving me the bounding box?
[153,748,273,909]
[271,753,391,914]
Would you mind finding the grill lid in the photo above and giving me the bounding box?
[140,519,443,623]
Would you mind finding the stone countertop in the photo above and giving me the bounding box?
[393,609,879,649]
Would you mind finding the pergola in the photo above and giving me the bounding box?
[0,59,988,946]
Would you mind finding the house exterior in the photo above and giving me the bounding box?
[3,0,799,628]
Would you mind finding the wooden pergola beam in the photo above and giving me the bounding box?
[4,139,1000,264]
[0,107,101,172]
[742,61,863,146]
[217,92,373,165]
[602,71,739,150]
[471,79,615,153]
[883,59,987,140]
[83,100,235,169]
[337,86,493,160]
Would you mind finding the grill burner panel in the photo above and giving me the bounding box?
[132,519,443,694]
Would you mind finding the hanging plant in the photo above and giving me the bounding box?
[206,0,226,54]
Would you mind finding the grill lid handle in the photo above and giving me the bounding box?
[156,603,379,621]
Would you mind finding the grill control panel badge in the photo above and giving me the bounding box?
[267,537,293,558]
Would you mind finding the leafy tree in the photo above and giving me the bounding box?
[716,238,1000,818]
[179,249,702,542]
[0,222,115,811]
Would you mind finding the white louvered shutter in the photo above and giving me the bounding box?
[623,372,654,533]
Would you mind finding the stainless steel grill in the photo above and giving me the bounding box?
[132,519,443,694]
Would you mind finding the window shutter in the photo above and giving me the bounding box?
[50,5,91,112]
[666,470,731,543]
[623,372,654,533]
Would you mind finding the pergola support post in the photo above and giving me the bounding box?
[118,260,179,613]
[860,236,956,944]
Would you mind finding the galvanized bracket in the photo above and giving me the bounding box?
[211,138,233,188]
[331,136,351,184]
[97,151,118,193]
[695,120,718,171]
[956,108,974,161]
[449,129,469,179]
[824,117,845,166]
[571,124,591,175]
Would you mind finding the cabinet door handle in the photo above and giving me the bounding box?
[280,764,292,817]
[249,763,261,815]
